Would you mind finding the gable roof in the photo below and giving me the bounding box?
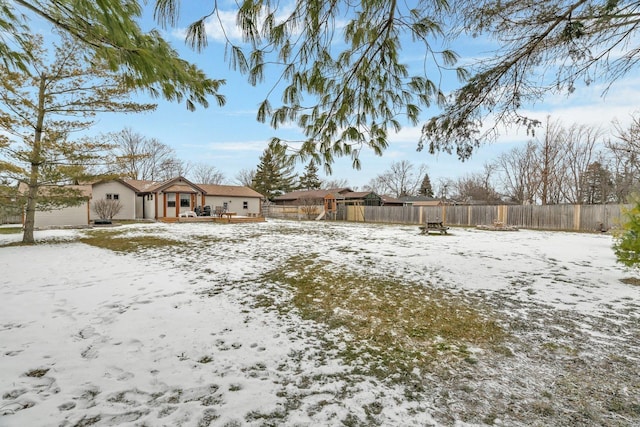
[198,184,264,198]
[108,177,263,198]
[18,183,92,198]
[147,176,206,194]
[121,179,161,192]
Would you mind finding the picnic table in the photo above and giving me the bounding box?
[419,221,449,235]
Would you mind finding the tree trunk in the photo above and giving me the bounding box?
[21,75,47,244]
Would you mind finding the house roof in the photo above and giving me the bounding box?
[18,183,93,198]
[273,188,352,201]
[122,179,162,192]
[164,184,199,193]
[119,177,263,198]
[341,191,379,199]
[149,177,206,194]
[380,195,404,205]
[198,184,264,199]
[412,200,443,206]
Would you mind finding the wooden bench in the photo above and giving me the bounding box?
[419,221,449,235]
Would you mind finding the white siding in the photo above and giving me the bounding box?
[203,196,262,216]
[91,181,137,220]
[143,194,156,219]
[35,203,88,228]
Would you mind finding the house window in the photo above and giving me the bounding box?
[167,193,176,208]
[147,194,153,201]
[180,194,190,207]
[243,201,248,210]
[106,193,119,200]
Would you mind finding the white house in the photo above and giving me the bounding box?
[25,177,265,227]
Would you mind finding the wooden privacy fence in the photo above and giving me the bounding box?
[343,204,629,232]
[263,203,630,232]
[0,213,22,224]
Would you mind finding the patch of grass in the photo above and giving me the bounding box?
[79,230,182,253]
[0,227,21,234]
[197,355,213,364]
[620,277,640,286]
[263,254,507,377]
[24,368,49,378]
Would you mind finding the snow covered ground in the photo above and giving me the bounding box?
[1,220,639,426]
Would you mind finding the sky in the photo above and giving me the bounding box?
[33,2,640,189]
[1,220,638,425]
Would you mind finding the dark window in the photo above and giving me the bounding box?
[167,201,176,207]
[106,193,119,200]
[243,201,248,209]
[180,196,190,207]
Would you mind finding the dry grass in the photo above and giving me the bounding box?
[620,277,640,286]
[79,229,182,253]
[263,254,507,376]
[0,227,21,235]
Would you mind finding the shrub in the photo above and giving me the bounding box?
[92,198,123,221]
[614,196,640,267]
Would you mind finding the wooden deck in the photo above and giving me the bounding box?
[159,216,266,224]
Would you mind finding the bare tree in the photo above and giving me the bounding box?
[559,124,603,204]
[606,114,640,202]
[298,195,321,219]
[371,160,428,197]
[453,164,501,204]
[190,163,225,184]
[111,128,147,180]
[111,129,183,181]
[435,178,455,201]
[235,169,256,187]
[538,119,567,205]
[495,140,540,204]
[321,178,350,189]
[155,158,190,181]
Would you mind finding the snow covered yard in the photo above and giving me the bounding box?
[1,220,639,426]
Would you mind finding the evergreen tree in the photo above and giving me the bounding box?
[299,161,322,190]
[0,34,156,243]
[2,1,224,111]
[419,173,434,197]
[614,196,640,268]
[580,161,614,204]
[252,142,297,200]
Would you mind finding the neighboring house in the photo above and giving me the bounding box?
[273,188,387,210]
[339,191,383,206]
[272,188,353,205]
[273,188,385,206]
[379,195,404,206]
[400,196,447,206]
[23,176,264,227]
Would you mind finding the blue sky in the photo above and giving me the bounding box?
[81,3,640,189]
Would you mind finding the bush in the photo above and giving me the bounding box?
[614,196,640,267]
[92,198,123,222]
